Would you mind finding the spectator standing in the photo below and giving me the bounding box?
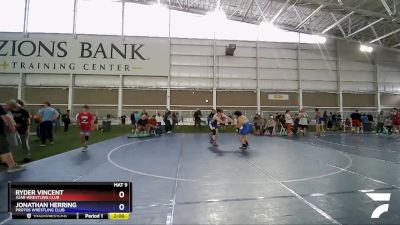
[130,112,135,125]
[350,110,362,134]
[3,101,19,153]
[323,111,329,131]
[62,110,71,132]
[392,108,400,134]
[172,112,178,130]
[384,116,393,134]
[0,104,25,172]
[155,113,163,128]
[11,99,31,163]
[54,109,61,132]
[297,109,309,136]
[134,111,141,126]
[253,114,261,135]
[328,112,334,130]
[376,111,385,135]
[193,109,202,128]
[38,102,59,146]
[285,110,293,137]
[367,113,374,122]
[315,108,322,137]
[121,115,127,125]
[361,113,369,132]
[293,113,299,135]
[164,109,172,133]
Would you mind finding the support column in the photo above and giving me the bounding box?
[297,33,303,109]
[256,39,260,114]
[121,0,125,40]
[167,8,171,110]
[256,88,261,114]
[166,88,171,109]
[374,57,381,112]
[68,73,74,112]
[72,0,78,38]
[212,88,217,109]
[336,40,343,114]
[18,73,24,99]
[23,0,30,38]
[213,33,217,109]
[118,74,123,118]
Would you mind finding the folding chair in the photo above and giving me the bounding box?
[278,121,287,136]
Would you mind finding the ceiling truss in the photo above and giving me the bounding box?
[127,0,400,49]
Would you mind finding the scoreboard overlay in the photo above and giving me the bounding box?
[8,182,132,220]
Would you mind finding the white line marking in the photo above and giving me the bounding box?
[316,136,398,153]
[323,161,400,189]
[280,149,353,183]
[303,140,400,189]
[73,176,82,182]
[107,139,197,182]
[108,140,350,184]
[166,140,185,225]
[0,214,11,225]
[245,158,342,225]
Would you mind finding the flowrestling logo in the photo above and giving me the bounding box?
[366,193,391,219]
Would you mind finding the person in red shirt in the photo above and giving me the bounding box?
[76,105,94,152]
[391,108,400,134]
[148,115,158,134]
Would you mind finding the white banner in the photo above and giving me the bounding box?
[0,36,169,76]
[268,94,289,100]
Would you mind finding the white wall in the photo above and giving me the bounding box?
[2,33,400,113]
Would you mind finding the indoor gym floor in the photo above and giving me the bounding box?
[1,132,400,225]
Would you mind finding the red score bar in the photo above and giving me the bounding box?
[19,190,130,202]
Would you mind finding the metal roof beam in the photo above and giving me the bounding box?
[330,13,346,37]
[348,16,351,35]
[176,0,183,8]
[242,0,256,21]
[347,18,384,38]
[369,27,400,43]
[380,0,393,16]
[295,5,323,29]
[370,25,383,46]
[256,0,271,21]
[270,0,290,24]
[292,5,307,31]
[290,0,400,23]
[230,0,244,17]
[322,11,354,34]
[391,42,400,47]
[255,0,268,22]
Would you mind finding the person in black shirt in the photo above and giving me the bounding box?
[193,109,202,128]
[350,110,362,134]
[136,113,149,134]
[11,99,31,163]
[164,109,172,134]
[62,110,71,132]
[0,104,25,172]
[121,115,127,125]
